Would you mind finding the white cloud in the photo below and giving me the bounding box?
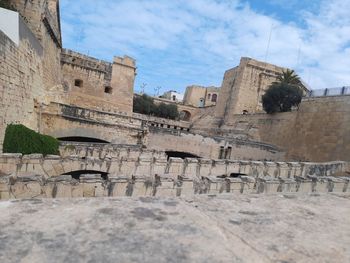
[61,0,350,91]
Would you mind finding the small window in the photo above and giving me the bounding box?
[74,79,83,88]
[211,94,217,102]
[105,86,113,94]
[172,95,176,101]
[207,94,211,99]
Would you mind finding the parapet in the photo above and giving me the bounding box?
[113,55,136,69]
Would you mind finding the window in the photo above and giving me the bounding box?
[211,94,217,102]
[207,93,211,99]
[74,79,83,88]
[104,86,113,94]
[219,146,225,159]
[225,147,232,159]
[172,95,176,101]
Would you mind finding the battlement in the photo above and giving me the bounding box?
[61,49,112,76]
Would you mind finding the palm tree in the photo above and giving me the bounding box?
[273,69,302,88]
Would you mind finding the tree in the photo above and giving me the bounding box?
[262,70,303,114]
[273,69,302,87]
[133,94,179,120]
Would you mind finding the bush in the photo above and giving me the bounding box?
[3,124,59,155]
[262,83,303,114]
[133,94,179,120]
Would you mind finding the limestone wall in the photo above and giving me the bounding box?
[146,128,285,161]
[222,95,350,162]
[61,50,136,115]
[0,153,348,199]
[10,0,62,89]
[41,102,145,144]
[0,14,44,150]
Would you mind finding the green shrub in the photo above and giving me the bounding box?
[3,124,59,155]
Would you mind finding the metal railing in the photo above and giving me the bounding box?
[307,86,350,97]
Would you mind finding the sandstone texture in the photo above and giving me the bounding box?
[0,193,349,263]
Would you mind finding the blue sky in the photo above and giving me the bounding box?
[60,0,350,95]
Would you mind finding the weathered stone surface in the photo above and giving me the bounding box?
[0,193,349,263]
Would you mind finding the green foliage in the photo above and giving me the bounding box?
[3,124,59,155]
[262,83,303,114]
[0,0,16,11]
[133,94,179,120]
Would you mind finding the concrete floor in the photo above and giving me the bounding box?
[0,193,349,263]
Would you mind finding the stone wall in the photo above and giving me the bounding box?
[146,128,285,161]
[61,49,136,115]
[221,95,350,162]
[0,13,45,150]
[215,57,291,123]
[10,0,62,90]
[41,102,145,144]
[183,85,220,107]
[0,153,348,199]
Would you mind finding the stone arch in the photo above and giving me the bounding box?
[57,136,109,143]
[179,110,191,121]
[165,151,201,159]
[62,170,109,180]
[50,127,111,144]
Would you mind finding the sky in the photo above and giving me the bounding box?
[60,0,350,95]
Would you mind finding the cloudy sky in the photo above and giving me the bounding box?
[60,0,350,95]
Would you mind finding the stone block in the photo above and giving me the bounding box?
[108,176,129,196]
[264,162,278,178]
[155,177,176,197]
[183,158,199,179]
[225,177,242,193]
[240,176,256,194]
[279,178,298,193]
[198,159,212,177]
[296,177,313,193]
[241,161,255,176]
[166,158,184,177]
[277,162,290,178]
[226,160,240,175]
[204,176,225,194]
[256,177,281,194]
[211,160,227,177]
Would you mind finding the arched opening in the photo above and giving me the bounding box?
[57,136,110,143]
[179,110,191,121]
[211,94,217,102]
[62,170,109,180]
[165,151,200,159]
[198,98,205,107]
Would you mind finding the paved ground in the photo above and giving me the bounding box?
[0,193,349,263]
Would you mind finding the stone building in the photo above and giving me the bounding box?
[183,85,219,107]
[214,57,308,124]
[61,49,136,114]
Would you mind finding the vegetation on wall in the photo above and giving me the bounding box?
[262,69,304,114]
[3,124,59,156]
[133,94,179,120]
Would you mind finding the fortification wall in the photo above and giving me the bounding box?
[146,128,285,161]
[0,12,45,150]
[10,0,62,89]
[222,95,350,162]
[0,153,348,199]
[60,50,136,115]
[41,102,145,144]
